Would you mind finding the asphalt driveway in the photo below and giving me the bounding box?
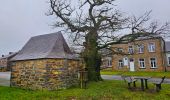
[0,72,10,86]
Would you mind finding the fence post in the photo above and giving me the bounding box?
[78,69,88,89]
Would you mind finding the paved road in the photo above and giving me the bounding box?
[0,72,10,86]
[101,75,170,84]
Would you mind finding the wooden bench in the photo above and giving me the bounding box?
[121,76,138,89]
[150,76,166,92]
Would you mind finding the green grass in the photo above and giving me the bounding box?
[101,70,170,78]
[0,80,170,100]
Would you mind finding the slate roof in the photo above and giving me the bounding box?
[11,32,76,61]
[165,41,170,52]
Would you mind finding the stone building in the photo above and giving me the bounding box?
[100,48,112,69]
[10,32,79,90]
[0,52,17,72]
[111,37,166,72]
[165,41,170,71]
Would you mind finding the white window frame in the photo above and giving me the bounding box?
[118,60,123,67]
[123,57,129,66]
[148,43,156,52]
[138,58,145,68]
[150,58,157,68]
[128,46,134,54]
[107,57,112,67]
[117,48,123,52]
[168,57,170,65]
[138,45,144,53]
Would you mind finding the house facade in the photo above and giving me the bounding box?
[10,32,80,90]
[111,37,166,72]
[0,52,17,72]
[165,41,170,71]
[100,48,113,69]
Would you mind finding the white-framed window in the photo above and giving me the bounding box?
[139,58,145,68]
[128,46,134,54]
[117,48,123,52]
[123,57,129,66]
[150,58,157,68]
[138,45,144,53]
[107,57,112,67]
[148,43,155,52]
[118,60,123,67]
[168,57,170,65]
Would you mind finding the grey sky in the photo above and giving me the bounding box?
[0,0,170,55]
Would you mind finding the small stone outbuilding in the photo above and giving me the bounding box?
[10,32,79,90]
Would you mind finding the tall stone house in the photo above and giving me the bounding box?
[0,52,17,72]
[111,37,167,72]
[10,32,79,90]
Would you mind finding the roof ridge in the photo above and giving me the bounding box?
[31,31,61,39]
[58,33,67,58]
[46,32,61,57]
[46,32,72,58]
[59,33,72,58]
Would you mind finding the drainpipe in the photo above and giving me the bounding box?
[162,38,167,72]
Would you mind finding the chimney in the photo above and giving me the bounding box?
[9,52,13,54]
[2,55,4,57]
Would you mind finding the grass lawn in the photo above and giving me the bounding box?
[101,70,170,78]
[0,80,170,100]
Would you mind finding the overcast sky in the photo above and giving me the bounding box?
[0,0,170,55]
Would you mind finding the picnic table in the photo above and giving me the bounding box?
[121,76,137,89]
[134,77,151,91]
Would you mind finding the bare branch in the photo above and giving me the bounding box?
[48,0,170,54]
[148,22,170,35]
[129,11,152,34]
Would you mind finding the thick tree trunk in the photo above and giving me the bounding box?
[83,30,102,81]
[96,54,102,81]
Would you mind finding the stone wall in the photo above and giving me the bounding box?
[0,58,7,72]
[0,67,6,72]
[11,58,80,90]
[112,38,166,72]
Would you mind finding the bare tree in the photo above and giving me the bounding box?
[48,0,170,81]
[129,11,170,36]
